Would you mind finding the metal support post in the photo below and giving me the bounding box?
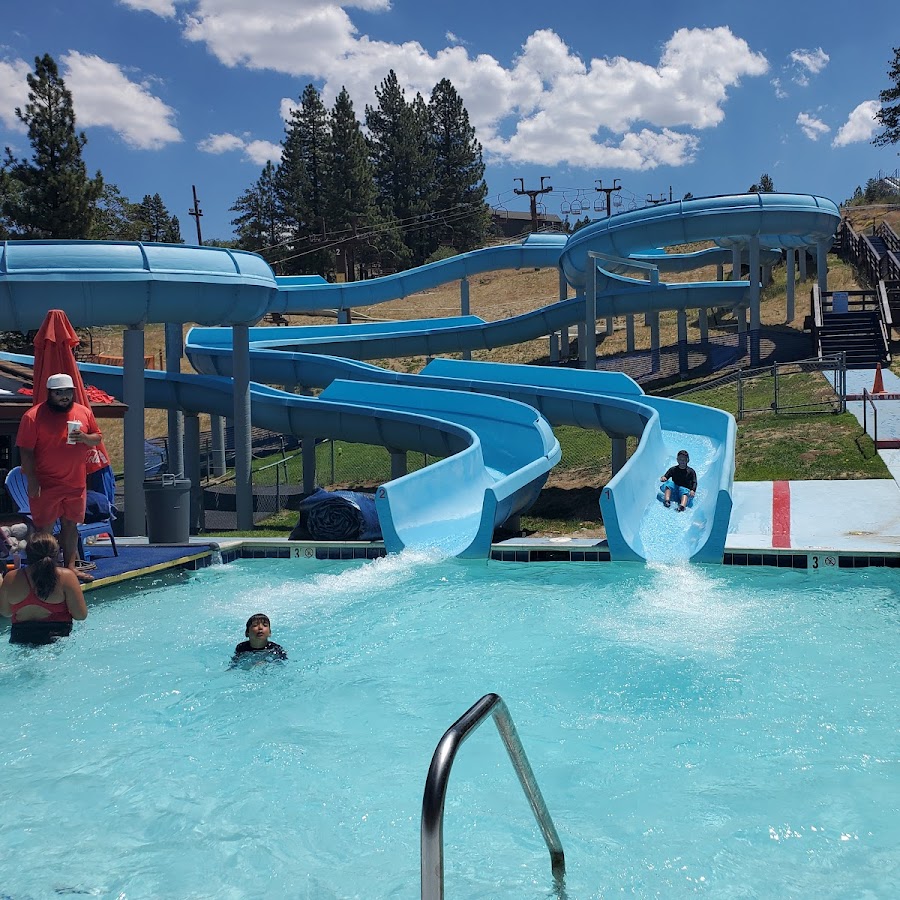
[749,236,761,366]
[123,325,146,536]
[460,277,471,361]
[232,324,253,531]
[786,248,796,323]
[184,412,202,534]
[164,322,184,477]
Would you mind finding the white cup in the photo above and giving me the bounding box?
[66,420,81,444]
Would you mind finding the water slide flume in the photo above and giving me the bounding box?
[0,194,841,562]
[0,353,559,559]
[185,333,733,563]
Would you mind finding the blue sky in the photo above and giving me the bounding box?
[1,0,898,241]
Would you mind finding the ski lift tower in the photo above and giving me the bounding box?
[594,179,622,217]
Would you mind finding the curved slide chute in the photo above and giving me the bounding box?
[0,194,840,562]
[186,334,734,563]
[0,353,560,559]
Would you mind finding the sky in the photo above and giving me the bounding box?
[1,0,898,241]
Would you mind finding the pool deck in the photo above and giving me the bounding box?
[76,366,900,585]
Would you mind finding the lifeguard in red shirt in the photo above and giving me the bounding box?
[16,373,105,583]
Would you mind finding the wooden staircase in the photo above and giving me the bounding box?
[817,309,887,368]
[808,286,891,369]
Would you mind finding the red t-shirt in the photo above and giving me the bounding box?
[16,402,100,491]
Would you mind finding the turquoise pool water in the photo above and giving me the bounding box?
[0,556,897,898]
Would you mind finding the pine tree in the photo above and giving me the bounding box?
[365,71,427,269]
[324,88,380,281]
[873,46,900,149]
[427,79,489,256]
[136,193,181,242]
[1,53,101,237]
[749,174,775,193]
[89,183,142,240]
[231,160,282,264]
[277,84,331,275]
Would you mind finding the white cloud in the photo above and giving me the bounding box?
[790,47,829,76]
[245,139,282,164]
[797,112,830,141]
[771,77,787,100]
[137,4,768,173]
[198,132,282,164]
[832,100,880,147]
[446,32,465,46]
[0,56,31,131]
[117,0,179,15]
[198,132,246,154]
[62,51,182,149]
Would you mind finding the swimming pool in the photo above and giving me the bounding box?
[0,555,897,898]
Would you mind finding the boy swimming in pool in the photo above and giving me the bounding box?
[233,613,287,662]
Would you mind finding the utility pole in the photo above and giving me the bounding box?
[188,185,203,245]
[594,178,622,217]
[514,176,553,232]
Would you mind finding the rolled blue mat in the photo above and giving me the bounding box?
[289,489,382,541]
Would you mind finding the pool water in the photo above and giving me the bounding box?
[0,556,897,898]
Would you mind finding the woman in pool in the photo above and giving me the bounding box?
[0,532,87,644]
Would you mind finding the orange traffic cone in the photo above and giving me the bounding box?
[873,363,885,394]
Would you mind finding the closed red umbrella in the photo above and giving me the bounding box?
[32,309,111,473]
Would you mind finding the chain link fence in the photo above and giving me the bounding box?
[671,354,847,420]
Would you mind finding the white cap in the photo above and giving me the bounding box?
[46,373,75,391]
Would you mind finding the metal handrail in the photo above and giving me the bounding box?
[862,387,878,445]
[421,693,565,900]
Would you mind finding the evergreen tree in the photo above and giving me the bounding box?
[231,160,282,263]
[427,79,489,254]
[1,53,101,237]
[366,70,427,269]
[873,46,900,149]
[277,83,331,275]
[324,88,380,281]
[135,193,182,243]
[89,183,142,240]
[748,173,775,193]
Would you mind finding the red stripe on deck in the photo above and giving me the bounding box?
[772,481,791,549]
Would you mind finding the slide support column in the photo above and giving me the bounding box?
[799,247,808,281]
[677,309,688,374]
[460,277,471,361]
[626,315,635,353]
[123,325,146,537]
[165,322,184,477]
[749,236,761,366]
[650,313,660,374]
[232,324,253,531]
[390,450,407,480]
[699,308,709,346]
[184,412,203,535]
[210,415,226,476]
[584,277,597,370]
[302,435,317,493]
[785,248,796,323]
[816,240,829,294]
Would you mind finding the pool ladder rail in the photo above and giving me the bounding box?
[421,693,566,899]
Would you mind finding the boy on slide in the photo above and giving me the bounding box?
[660,450,697,512]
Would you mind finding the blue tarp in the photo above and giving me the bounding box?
[289,489,382,541]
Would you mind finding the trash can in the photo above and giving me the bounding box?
[143,474,192,544]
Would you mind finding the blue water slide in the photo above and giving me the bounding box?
[0,240,276,329]
[560,192,841,297]
[0,353,559,559]
[271,234,567,314]
[185,331,734,562]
